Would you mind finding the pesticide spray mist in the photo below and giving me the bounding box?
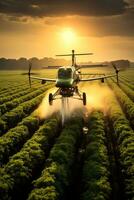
[61,97,69,125]
[34,83,114,124]
[34,87,83,125]
[81,82,114,115]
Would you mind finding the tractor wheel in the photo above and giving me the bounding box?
[83,92,86,106]
[49,93,53,105]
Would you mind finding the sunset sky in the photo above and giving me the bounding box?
[0,0,134,62]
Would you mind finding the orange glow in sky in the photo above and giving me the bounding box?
[61,28,76,44]
[0,16,133,62]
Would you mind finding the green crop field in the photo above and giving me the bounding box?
[0,68,134,200]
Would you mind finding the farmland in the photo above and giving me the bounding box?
[0,68,134,200]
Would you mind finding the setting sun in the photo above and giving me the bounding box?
[61,28,76,44]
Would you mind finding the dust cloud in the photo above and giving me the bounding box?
[33,87,60,119]
[34,82,114,122]
[81,82,114,115]
[33,87,84,122]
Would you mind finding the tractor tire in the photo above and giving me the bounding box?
[83,92,86,106]
[49,93,53,105]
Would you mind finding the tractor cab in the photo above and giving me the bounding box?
[56,67,74,87]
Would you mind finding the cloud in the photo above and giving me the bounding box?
[0,0,133,37]
[77,10,134,37]
[0,11,134,38]
[42,8,134,37]
[0,0,129,18]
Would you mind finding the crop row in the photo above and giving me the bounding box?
[107,80,134,128]
[0,81,28,94]
[28,117,83,200]
[112,78,134,101]
[81,111,111,200]
[119,83,134,102]
[119,75,134,84]
[0,84,51,116]
[108,92,134,199]
[0,117,60,200]
[0,85,51,135]
[0,82,41,105]
[0,116,40,166]
[119,77,134,90]
[0,81,32,97]
[0,88,11,95]
[0,86,26,98]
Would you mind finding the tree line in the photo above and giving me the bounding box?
[0,57,131,70]
[0,57,70,70]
